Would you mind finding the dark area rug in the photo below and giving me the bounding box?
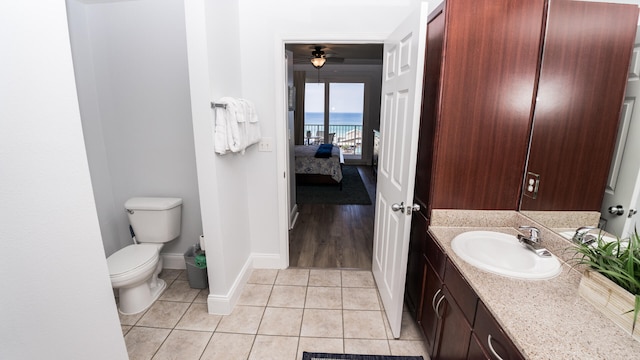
[296,166,372,205]
[302,353,423,360]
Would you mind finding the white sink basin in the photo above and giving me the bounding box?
[451,231,562,280]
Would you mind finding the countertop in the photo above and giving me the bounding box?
[427,212,640,360]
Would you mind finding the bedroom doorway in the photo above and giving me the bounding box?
[285,43,383,269]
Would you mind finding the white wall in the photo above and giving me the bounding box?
[67,0,203,264]
[236,0,422,256]
[183,0,423,313]
[184,0,254,313]
[0,1,127,358]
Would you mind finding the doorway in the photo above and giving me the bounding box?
[285,43,383,269]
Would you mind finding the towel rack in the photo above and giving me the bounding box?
[211,102,227,109]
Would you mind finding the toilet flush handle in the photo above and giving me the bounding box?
[126,209,134,214]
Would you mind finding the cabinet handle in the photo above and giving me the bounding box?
[434,292,445,319]
[431,288,442,312]
[487,334,506,360]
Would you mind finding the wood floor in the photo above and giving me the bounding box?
[289,165,376,269]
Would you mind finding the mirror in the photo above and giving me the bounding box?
[519,6,640,240]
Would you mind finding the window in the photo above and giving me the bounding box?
[304,82,365,160]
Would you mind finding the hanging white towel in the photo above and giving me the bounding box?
[213,97,261,154]
[223,97,243,153]
[213,100,231,155]
[237,99,261,150]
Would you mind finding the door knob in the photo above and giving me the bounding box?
[608,205,625,216]
[391,202,405,212]
[391,202,420,215]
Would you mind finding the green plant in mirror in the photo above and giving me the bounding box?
[569,228,640,333]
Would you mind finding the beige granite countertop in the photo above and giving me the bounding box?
[428,210,640,360]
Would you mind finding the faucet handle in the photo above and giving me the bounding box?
[518,225,540,242]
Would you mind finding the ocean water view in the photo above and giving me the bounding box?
[304,112,363,125]
[304,112,363,155]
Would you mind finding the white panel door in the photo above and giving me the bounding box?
[601,26,640,238]
[373,1,430,339]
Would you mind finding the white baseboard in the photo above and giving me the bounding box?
[251,252,286,269]
[206,256,253,315]
[161,253,186,270]
[205,252,286,315]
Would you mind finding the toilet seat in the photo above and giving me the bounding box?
[108,244,159,280]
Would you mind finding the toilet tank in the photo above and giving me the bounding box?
[125,197,182,243]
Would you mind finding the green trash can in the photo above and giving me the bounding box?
[184,245,208,289]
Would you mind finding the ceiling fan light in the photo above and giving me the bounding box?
[310,57,326,69]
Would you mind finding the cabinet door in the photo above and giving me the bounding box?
[414,4,444,216]
[420,257,444,355]
[473,301,525,360]
[405,210,428,318]
[467,333,490,360]
[521,0,638,211]
[430,0,546,209]
[433,286,472,360]
[444,259,478,325]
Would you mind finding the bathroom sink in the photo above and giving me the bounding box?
[451,231,562,280]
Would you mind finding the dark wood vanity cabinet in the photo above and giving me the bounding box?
[414,0,638,213]
[406,0,638,357]
[419,0,546,211]
[414,232,525,360]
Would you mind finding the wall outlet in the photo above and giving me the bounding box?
[258,137,273,152]
[523,172,540,199]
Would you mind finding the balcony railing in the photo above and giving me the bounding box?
[304,124,362,155]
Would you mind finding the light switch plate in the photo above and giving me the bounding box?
[258,137,273,152]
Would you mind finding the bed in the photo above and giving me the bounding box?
[294,145,344,185]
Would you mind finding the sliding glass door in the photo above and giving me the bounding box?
[304,81,365,160]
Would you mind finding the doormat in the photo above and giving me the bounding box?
[302,353,424,360]
[297,166,372,205]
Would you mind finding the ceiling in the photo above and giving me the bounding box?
[285,43,383,65]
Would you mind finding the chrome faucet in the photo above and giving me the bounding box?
[572,226,598,245]
[517,225,552,257]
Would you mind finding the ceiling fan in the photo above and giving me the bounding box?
[310,45,344,68]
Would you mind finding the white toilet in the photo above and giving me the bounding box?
[107,197,182,315]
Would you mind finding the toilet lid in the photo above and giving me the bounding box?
[107,245,158,277]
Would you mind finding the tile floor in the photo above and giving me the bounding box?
[119,268,429,360]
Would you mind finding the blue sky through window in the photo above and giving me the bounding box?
[305,83,364,113]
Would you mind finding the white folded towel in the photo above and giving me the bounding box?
[237,99,261,151]
[213,97,261,155]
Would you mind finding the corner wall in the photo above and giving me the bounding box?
[184,0,254,313]
[67,0,203,264]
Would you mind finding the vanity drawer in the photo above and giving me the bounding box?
[473,301,524,360]
[426,230,446,279]
[443,259,478,325]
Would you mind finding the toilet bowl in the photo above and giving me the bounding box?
[108,243,165,315]
[107,197,182,314]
